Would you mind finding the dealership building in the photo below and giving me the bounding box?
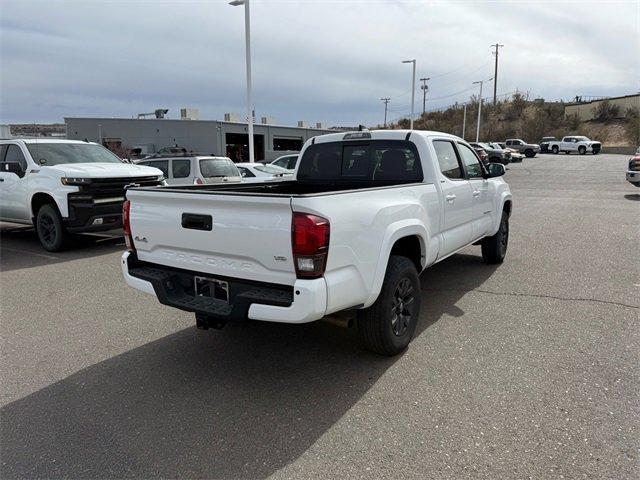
[65,114,336,162]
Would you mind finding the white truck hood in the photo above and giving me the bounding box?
[45,162,163,178]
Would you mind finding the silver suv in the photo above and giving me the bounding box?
[137,155,242,186]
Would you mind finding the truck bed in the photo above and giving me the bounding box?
[137,179,425,197]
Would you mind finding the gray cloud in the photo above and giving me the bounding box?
[1,0,638,127]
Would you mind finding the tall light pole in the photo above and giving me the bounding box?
[230,0,254,162]
[472,78,493,142]
[98,124,103,145]
[491,43,504,105]
[381,97,390,127]
[420,77,430,116]
[402,59,416,129]
[462,104,467,140]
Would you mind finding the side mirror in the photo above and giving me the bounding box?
[486,163,505,178]
[2,162,25,178]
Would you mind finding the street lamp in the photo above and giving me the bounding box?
[472,77,493,142]
[402,59,416,129]
[229,0,255,163]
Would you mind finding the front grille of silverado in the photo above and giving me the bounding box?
[71,176,162,203]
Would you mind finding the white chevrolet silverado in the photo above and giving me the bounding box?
[0,139,164,251]
[121,130,512,355]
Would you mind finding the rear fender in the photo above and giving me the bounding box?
[363,220,429,308]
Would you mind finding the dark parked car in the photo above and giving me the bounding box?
[471,145,489,165]
[539,137,557,153]
[470,142,511,165]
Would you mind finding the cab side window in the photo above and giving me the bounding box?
[5,145,28,170]
[171,159,191,178]
[433,140,463,179]
[457,143,484,179]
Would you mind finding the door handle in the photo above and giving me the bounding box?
[472,190,481,197]
[445,194,456,203]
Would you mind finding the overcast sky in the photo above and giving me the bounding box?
[1,0,638,127]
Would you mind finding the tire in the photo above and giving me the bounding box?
[578,146,586,155]
[551,146,559,154]
[524,149,535,158]
[36,204,68,252]
[481,212,509,264]
[357,256,421,356]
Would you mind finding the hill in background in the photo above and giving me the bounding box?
[390,93,639,147]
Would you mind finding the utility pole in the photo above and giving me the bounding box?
[420,77,430,115]
[462,104,467,140]
[381,98,390,127]
[491,43,504,105]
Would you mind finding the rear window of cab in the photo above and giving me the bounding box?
[297,140,423,184]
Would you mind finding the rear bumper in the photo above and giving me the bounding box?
[121,251,327,324]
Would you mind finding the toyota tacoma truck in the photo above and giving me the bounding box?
[504,138,540,158]
[548,136,602,155]
[0,139,164,251]
[121,130,512,355]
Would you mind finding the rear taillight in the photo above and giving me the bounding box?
[123,200,134,252]
[292,212,330,279]
[193,177,204,185]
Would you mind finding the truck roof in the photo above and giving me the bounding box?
[1,138,98,145]
[312,129,460,144]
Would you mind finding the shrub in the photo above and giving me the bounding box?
[592,100,621,121]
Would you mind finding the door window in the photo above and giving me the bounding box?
[171,159,191,178]
[457,143,484,179]
[237,166,255,178]
[4,145,28,170]
[433,140,463,179]
[145,160,169,177]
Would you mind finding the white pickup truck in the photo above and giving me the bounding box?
[548,136,602,155]
[121,130,512,355]
[0,139,164,251]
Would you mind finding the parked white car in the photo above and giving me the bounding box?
[137,155,242,186]
[270,154,298,170]
[626,147,640,187]
[235,162,293,182]
[548,136,602,155]
[0,139,163,251]
[121,129,512,355]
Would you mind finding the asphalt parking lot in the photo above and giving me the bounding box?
[1,152,638,479]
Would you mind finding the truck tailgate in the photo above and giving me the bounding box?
[126,189,296,285]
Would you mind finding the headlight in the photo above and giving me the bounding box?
[61,177,91,185]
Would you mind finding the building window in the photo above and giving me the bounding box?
[273,137,303,151]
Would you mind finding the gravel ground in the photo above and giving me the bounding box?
[1,152,638,479]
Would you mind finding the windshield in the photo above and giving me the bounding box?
[254,164,290,175]
[574,136,590,141]
[25,143,122,166]
[199,158,240,177]
[478,143,492,149]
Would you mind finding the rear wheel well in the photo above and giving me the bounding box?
[31,193,57,219]
[390,236,423,272]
